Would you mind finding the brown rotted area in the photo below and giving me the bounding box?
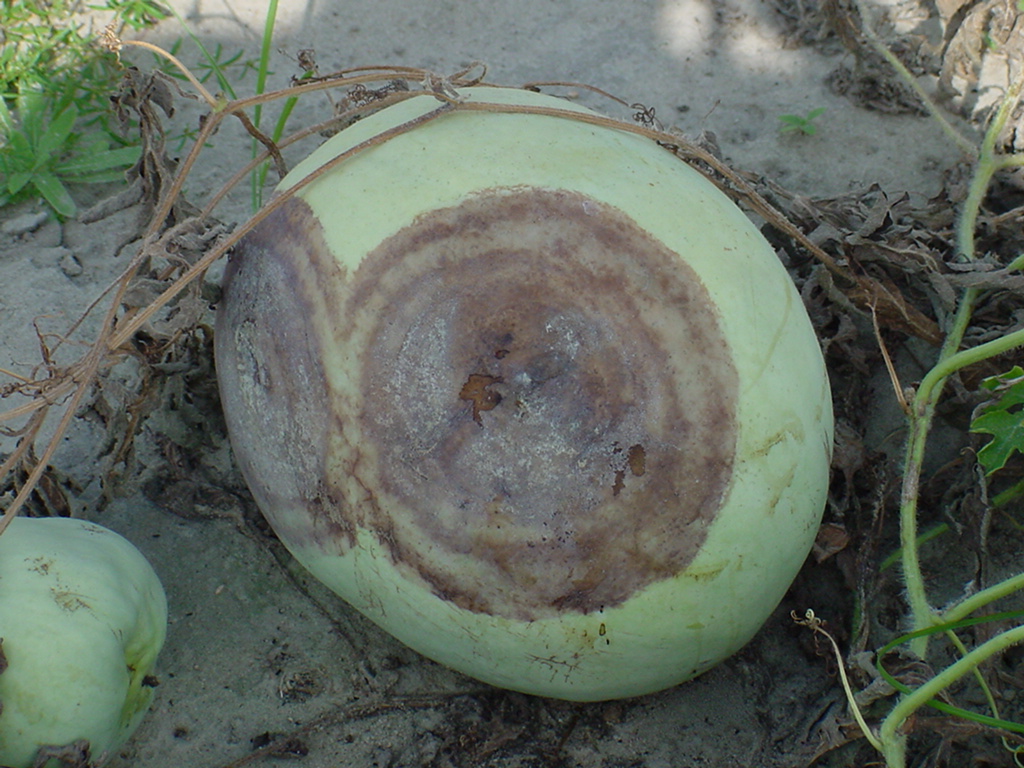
[216,199,356,552]
[350,188,740,620]
[220,187,741,621]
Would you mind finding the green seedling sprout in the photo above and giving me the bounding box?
[778,107,825,136]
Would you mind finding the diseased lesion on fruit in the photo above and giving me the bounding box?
[223,187,741,622]
[611,470,626,496]
[627,443,646,477]
[346,188,740,620]
[215,198,351,554]
[51,588,91,612]
[611,443,646,496]
[28,556,53,575]
[459,373,504,425]
[746,417,805,459]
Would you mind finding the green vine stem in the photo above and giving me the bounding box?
[878,624,1024,768]
[921,327,1024,404]
[943,571,1024,627]
[854,7,976,158]
[944,629,1005,743]
[901,320,1024,657]
[899,63,1024,655]
[992,475,1024,510]
[899,401,945,646]
[957,68,1024,260]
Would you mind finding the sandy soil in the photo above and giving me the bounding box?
[2,0,1022,766]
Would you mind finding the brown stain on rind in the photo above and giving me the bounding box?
[627,444,646,477]
[459,373,504,424]
[219,188,740,622]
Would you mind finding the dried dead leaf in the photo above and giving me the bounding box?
[849,273,944,345]
[813,522,852,562]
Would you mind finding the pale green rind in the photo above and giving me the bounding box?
[269,86,833,699]
[0,517,167,768]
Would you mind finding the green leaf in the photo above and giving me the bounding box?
[31,172,77,218]
[56,145,139,177]
[36,103,79,158]
[980,365,1024,398]
[15,89,47,142]
[6,170,32,196]
[90,0,170,29]
[973,411,1024,474]
[70,168,133,185]
[6,126,32,157]
[0,96,12,138]
[971,367,1024,475]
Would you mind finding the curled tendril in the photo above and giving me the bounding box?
[793,608,883,752]
[630,102,661,130]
